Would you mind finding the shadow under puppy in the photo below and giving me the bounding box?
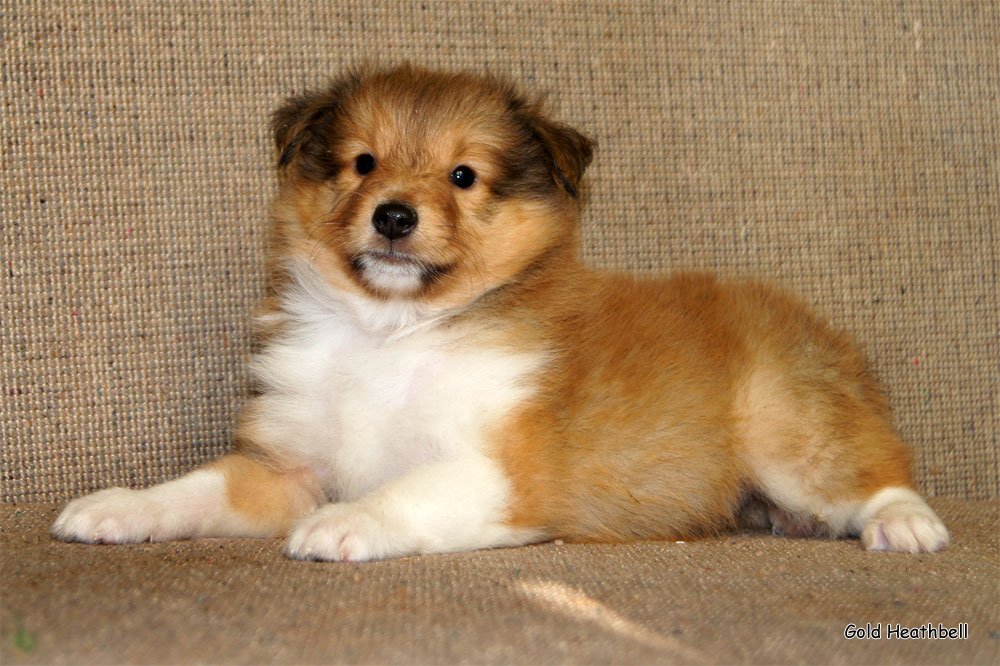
[54,65,948,560]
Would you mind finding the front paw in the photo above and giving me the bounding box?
[52,488,166,544]
[284,503,399,562]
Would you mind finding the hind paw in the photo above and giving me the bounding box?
[860,490,949,553]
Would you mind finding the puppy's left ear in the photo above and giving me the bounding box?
[526,115,595,199]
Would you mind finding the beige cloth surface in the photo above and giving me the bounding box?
[2,500,998,665]
[2,1,997,505]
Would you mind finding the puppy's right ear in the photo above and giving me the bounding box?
[271,74,363,179]
[271,88,352,180]
[271,93,316,172]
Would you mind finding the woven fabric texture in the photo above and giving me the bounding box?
[3,500,998,664]
[2,1,998,502]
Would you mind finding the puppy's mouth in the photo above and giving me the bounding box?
[367,249,422,267]
[349,250,453,293]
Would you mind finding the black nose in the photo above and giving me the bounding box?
[372,202,418,241]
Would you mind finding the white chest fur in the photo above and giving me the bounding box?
[248,263,542,502]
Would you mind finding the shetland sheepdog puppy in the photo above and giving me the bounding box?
[53,65,948,560]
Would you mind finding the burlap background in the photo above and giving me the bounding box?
[2,1,998,503]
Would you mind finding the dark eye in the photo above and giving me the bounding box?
[449,165,476,189]
[354,153,376,175]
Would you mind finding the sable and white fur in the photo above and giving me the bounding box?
[54,65,948,560]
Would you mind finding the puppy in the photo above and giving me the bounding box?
[53,65,948,560]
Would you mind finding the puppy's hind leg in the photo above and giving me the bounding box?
[735,369,948,553]
[52,454,322,544]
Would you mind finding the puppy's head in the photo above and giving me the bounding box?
[270,65,593,308]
